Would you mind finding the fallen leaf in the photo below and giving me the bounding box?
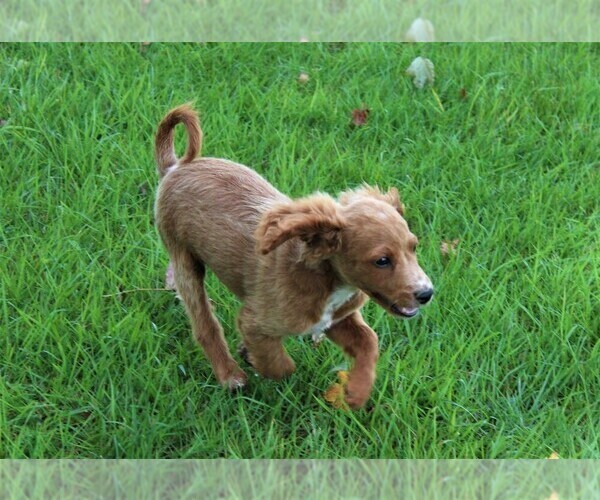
[546,492,559,500]
[351,107,370,126]
[431,88,444,112]
[548,451,560,459]
[324,371,349,410]
[406,57,435,89]
[459,88,468,100]
[337,370,349,384]
[323,384,344,407]
[405,18,435,42]
[298,72,310,84]
[440,238,459,256]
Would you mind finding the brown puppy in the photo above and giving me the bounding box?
[154,104,433,409]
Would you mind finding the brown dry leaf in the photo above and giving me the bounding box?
[547,451,560,459]
[324,371,349,410]
[440,238,460,256]
[459,88,468,100]
[298,72,310,84]
[351,107,370,127]
[546,492,559,500]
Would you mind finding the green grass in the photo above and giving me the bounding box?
[2,1,599,42]
[0,43,598,459]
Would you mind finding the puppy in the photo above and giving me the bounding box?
[154,105,433,409]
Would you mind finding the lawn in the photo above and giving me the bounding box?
[2,0,599,41]
[0,43,598,459]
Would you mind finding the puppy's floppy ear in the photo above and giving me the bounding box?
[256,194,345,259]
[339,184,405,215]
[382,186,405,215]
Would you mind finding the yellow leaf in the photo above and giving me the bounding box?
[323,371,350,410]
[546,491,559,500]
[548,451,560,459]
[431,88,445,112]
[324,383,344,407]
[337,370,349,384]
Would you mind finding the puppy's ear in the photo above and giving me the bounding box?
[382,186,405,215]
[256,194,344,259]
[339,184,405,215]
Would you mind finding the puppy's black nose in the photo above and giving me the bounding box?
[414,287,434,304]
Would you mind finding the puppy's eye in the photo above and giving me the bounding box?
[374,257,392,268]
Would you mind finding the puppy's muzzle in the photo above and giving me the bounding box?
[414,287,434,305]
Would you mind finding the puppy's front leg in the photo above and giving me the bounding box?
[326,312,379,409]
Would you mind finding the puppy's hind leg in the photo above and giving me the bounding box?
[171,250,247,390]
[237,306,296,380]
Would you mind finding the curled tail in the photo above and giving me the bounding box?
[155,104,202,177]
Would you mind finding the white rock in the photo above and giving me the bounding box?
[405,18,435,42]
[406,57,435,89]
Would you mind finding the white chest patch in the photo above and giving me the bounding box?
[306,286,357,342]
[165,163,178,175]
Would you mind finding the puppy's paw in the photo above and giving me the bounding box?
[344,391,368,410]
[344,376,373,409]
[222,369,248,391]
[279,356,297,379]
[237,343,252,366]
[262,356,296,380]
